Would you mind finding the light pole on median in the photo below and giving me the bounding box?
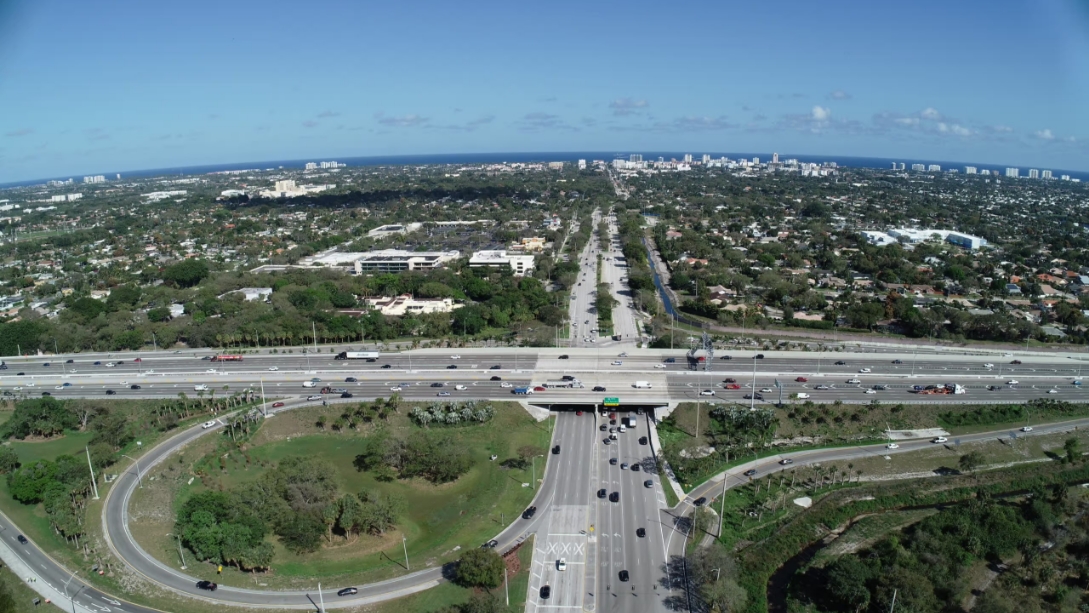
[167,532,187,569]
[121,454,143,488]
[63,570,79,613]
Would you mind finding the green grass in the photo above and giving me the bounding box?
[8,430,94,464]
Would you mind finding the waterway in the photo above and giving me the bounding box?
[643,237,679,319]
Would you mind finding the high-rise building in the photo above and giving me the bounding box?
[82,175,106,184]
[577,159,586,170]
[752,157,760,164]
[1005,168,1020,178]
[928,164,941,172]
[911,164,925,171]
[116,174,121,180]
[981,169,991,176]
[630,154,642,163]
[891,162,898,170]
[1061,174,1071,181]
[305,162,318,170]
[965,166,977,174]
[1042,170,1053,179]
[1028,169,1039,179]
[772,152,779,164]
[683,154,693,163]
[701,154,710,164]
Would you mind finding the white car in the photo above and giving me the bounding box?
[886,443,900,449]
[1007,380,1019,385]
[105,362,115,367]
[760,388,773,393]
[25,382,35,387]
[847,378,862,384]
[618,352,628,357]
[201,420,218,429]
[12,387,21,391]
[699,390,715,396]
[611,361,623,366]
[455,385,468,391]
[390,386,402,392]
[119,381,128,386]
[983,363,994,369]
[55,385,64,390]
[1048,389,1059,394]
[654,364,666,369]
[268,366,279,371]
[500,382,513,388]
[1021,426,1033,432]
[858,368,871,373]
[865,389,877,394]
[932,437,948,444]
[206,368,217,373]
[450,355,461,359]
[557,558,567,571]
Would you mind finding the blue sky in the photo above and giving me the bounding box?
[1,0,1088,183]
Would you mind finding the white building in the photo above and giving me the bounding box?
[320,161,340,169]
[1028,169,1040,179]
[258,180,334,198]
[367,223,423,238]
[577,159,586,170]
[965,166,977,174]
[773,153,779,164]
[304,162,318,170]
[1042,170,1053,179]
[363,294,460,317]
[548,161,564,170]
[928,164,941,172]
[911,164,925,171]
[861,231,896,246]
[871,228,987,250]
[683,154,693,163]
[1062,175,1071,181]
[219,287,273,302]
[82,175,106,184]
[702,154,711,164]
[469,250,535,276]
[303,249,460,274]
[1006,167,1020,178]
[144,190,187,202]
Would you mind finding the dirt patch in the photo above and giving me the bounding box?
[503,540,525,574]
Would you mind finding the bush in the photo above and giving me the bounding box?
[456,548,505,588]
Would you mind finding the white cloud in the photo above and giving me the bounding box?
[894,117,919,126]
[938,122,973,137]
[609,98,650,116]
[828,90,852,100]
[811,106,831,121]
[1034,128,1055,140]
[375,113,429,127]
[920,107,942,120]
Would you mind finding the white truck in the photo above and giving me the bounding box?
[624,416,637,428]
[796,393,810,399]
[633,381,652,389]
[194,384,209,392]
[302,381,317,388]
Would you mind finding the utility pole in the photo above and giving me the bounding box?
[85,447,99,500]
[504,568,509,606]
[889,588,898,613]
[402,535,410,570]
[318,582,325,613]
[260,377,267,417]
[750,356,757,410]
[122,454,142,488]
[63,570,79,613]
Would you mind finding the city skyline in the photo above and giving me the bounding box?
[1,0,1088,183]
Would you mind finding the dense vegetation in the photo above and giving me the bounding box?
[353,428,474,484]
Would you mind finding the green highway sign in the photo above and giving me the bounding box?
[603,397,620,406]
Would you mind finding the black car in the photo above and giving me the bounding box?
[694,497,707,506]
[481,539,498,549]
[340,392,354,398]
[892,359,903,364]
[196,580,217,591]
[16,372,24,376]
[619,570,629,582]
[719,355,732,360]
[558,355,569,360]
[42,362,50,367]
[754,354,765,359]
[552,445,560,454]
[337,587,359,597]
[129,384,141,390]
[430,382,445,388]
[65,359,74,363]
[743,469,758,477]
[522,506,537,519]
[597,488,607,498]
[593,386,606,392]
[639,436,648,445]
[41,391,51,396]
[490,365,501,370]
[447,364,457,369]
[345,377,358,382]
[93,361,102,365]
[834,360,846,365]
[609,418,616,425]
[105,389,116,395]
[664,357,676,363]
[600,424,608,431]
[636,528,646,537]
[490,376,502,381]
[540,585,551,599]
[16,535,27,544]
[609,457,618,465]
[987,385,999,391]
[631,464,640,472]
[381,364,392,369]
[561,375,576,381]
[116,361,125,365]
[609,492,620,502]
[644,479,653,488]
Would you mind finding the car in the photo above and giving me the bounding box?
[1011,360,1022,365]
[847,378,862,384]
[552,445,561,454]
[341,392,354,398]
[755,354,765,359]
[815,384,830,390]
[1007,380,1019,385]
[987,385,999,391]
[558,355,569,359]
[61,382,71,387]
[65,359,74,364]
[932,437,949,444]
[593,386,606,392]
[106,362,116,368]
[196,581,218,591]
[481,539,499,549]
[631,464,641,472]
[381,364,392,369]
[311,378,322,382]
[41,391,51,396]
[719,355,732,360]
[490,375,502,381]
[447,365,458,369]
[539,585,551,600]
[983,363,994,369]
[609,492,620,502]
[780,458,794,465]
[437,392,451,397]
[133,358,142,363]
[450,355,461,359]
[272,401,285,408]
[619,570,629,582]
[654,364,667,369]
[522,506,537,519]
[637,527,646,537]
[858,368,871,373]
[700,389,715,396]
[201,356,212,360]
[268,366,279,371]
[722,377,737,383]
[665,357,676,363]
[639,436,648,445]
[597,488,607,498]
[533,386,546,392]
[1021,426,1033,432]
[725,383,741,390]
[1048,389,1059,394]
[42,362,50,367]
[337,587,359,597]
[602,425,610,432]
[55,385,64,390]
[202,420,217,429]
[16,535,28,544]
[557,558,567,571]
[618,352,628,357]
[834,360,846,365]
[610,419,616,425]
[345,377,358,382]
[760,387,773,393]
[611,360,623,366]
[694,497,707,506]
[500,382,513,388]
[307,395,323,401]
[93,361,101,365]
[795,377,808,382]
[886,443,900,449]
[390,386,403,392]
[430,382,444,387]
[116,361,125,365]
[743,468,758,477]
[621,462,629,470]
[129,384,141,390]
[490,365,501,370]
[105,389,116,395]
[892,359,903,364]
[865,389,877,394]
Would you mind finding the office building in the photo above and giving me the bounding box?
[548,161,564,170]
[300,249,460,274]
[469,250,536,276]
[578,159,586,170]
[683,154,693,163]
[965,166,977,174]
[305,162,318,170]
[630,154,643,163]
[911,164,925,171]
[772,153,779,164]
[1062,175,1071,181]
[1028,169,1039,179]
[928,164,941,172]
[1006,168,1020,178]
[82,175,106,184]
[1042,170,1053,179]
[702,154,711,164]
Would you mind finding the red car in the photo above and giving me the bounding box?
[725,383,741,390]
[533,386,546,392]
[609,412,616,419]
[576,410,583,416]
[272,401,285,408]
[133,358,142,362]
[795,377,808,383]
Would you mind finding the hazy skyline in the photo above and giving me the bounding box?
[1,0,1087,183]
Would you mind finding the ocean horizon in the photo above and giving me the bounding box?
[3,151,1087,189]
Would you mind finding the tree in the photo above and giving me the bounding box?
[147,306,172,322]
[1065,437,1080,463]
[958,450,985,472]
[162,259,210,288]
[0,446,19,474]
[456,548,505,588]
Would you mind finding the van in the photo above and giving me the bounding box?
[194,384,209,392]
[633,381,652,389]
[618,425,626,433]
[455,385,467,391]
[302,381,316,388]
[796,393,810,399]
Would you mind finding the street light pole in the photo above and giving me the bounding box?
[317,582,325,613]
[121,454,143,488]
[85,446,99,500]
[402,535,410,570]
[63,570,79,613]
[750,356,757,410]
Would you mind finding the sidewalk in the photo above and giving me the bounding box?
[0,536,91,612]
[645,413,686,504]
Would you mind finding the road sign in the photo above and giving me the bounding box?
[603,397,619,406]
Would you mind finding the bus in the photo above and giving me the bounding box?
[210,355,244,362]
[543,380,584,389]
[335,351,381,360]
